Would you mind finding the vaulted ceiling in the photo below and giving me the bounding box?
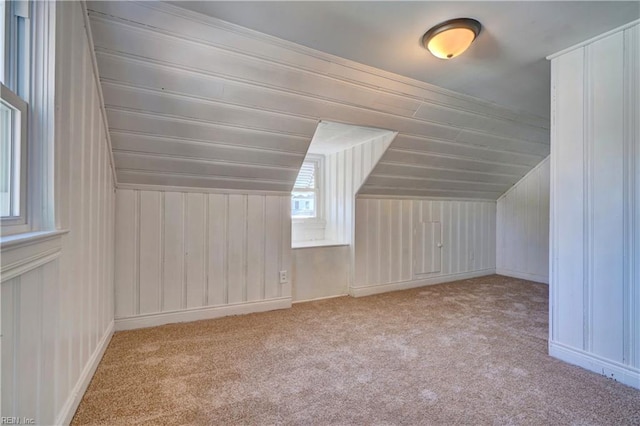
[172,1,640,120]
[86,1,635,200]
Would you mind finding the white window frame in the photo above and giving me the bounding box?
[1,0,31,236]
[1,0,56,239]
[292,155,323,222]
[1,82,28,230]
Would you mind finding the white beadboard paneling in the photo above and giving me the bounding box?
[106,109,310,154]
[496,157,550,284]
[549,22,640,389]
[247,195,266,301]
[227,194,247,304]
[186,193,207,308]
[113,151,298,182]
[86,1,549,197]
[551,47,586,350]
[353,198,495,291]
[111,132,304,168]
[588,33,625,361]
[162,192,185,311]
[2,2,117,423]
[117,170,292,193]
[115,190,136,317]
[371,163,518,185]
[380,149,530,176]
[102,82,318,136]
[58,1,117,421]
[139,191,162,314]
[207,194,227,306]
[322,132,395,244]
[265,196,283,300]
[113,189,292,327]
[625,23,640,373]
[390,134,543,167]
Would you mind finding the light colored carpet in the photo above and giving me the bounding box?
[72,275,640,425]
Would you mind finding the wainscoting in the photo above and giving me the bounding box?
[353,198,496,295]
[496,157,550,284]
[323,132,395,244]
[1,2,116,423]
[114,189,292,330]
[548,21,639,389]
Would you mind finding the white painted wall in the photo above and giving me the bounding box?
[114,189,292,330]
[324,133,394,244]
[1,2,116,423]
[353,198,496,296]
[548,21,639,389]
[496,157,550,283]
[292,246,349,302]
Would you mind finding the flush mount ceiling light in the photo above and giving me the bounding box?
[422,18,481,59]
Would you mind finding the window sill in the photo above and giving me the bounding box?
[292,218,326,226]
[292,240,349,249]
[1,229,69,251]
[1,229,69,280]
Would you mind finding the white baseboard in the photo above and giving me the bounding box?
[549,341,640,390]
[349,269,495,298]
[292,294,348,304]
[114,297,292,331]
[496,268,549,284]
[57,320,114,425]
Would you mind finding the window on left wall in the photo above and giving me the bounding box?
[0,83,28,224]
[1,0,32,236]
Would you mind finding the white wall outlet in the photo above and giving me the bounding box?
[279,270,288,284]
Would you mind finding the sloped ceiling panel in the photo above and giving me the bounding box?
[87,1,549,199]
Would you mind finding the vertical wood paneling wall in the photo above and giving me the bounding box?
[114,189,292,330]
[324,133,395,243]
[548,22,639,389]
[353,198,496,296]
[496,157,550,283]
[1,2,116,424]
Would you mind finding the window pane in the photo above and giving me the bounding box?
[0,100,13,217]
[292,191,316,218]
[0,0,5,85]
[294,161,315,189]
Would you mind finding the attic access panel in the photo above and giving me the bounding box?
[414,221,442,275]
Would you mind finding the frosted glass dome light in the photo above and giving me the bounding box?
[422,18,481,59]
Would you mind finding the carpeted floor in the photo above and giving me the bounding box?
[72,275,640,425]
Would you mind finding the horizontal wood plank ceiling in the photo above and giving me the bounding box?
[87,1,550,199]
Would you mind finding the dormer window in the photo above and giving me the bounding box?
[292,157,322,220]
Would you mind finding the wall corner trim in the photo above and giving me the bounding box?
[80,0,118,187]
[549,341,640,390]
[114,297,292,331]
[496,269,549,284]
[57,321,115,425]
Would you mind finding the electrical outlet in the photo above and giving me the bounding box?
[279,270,288,284]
